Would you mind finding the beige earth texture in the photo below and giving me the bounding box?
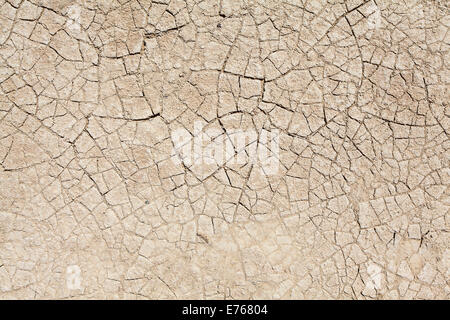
[0,0,448,299]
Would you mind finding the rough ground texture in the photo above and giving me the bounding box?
[0,0,449,299]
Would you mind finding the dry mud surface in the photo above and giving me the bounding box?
[0,0,448,299]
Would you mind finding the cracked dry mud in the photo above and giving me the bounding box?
[0,0,448,300]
